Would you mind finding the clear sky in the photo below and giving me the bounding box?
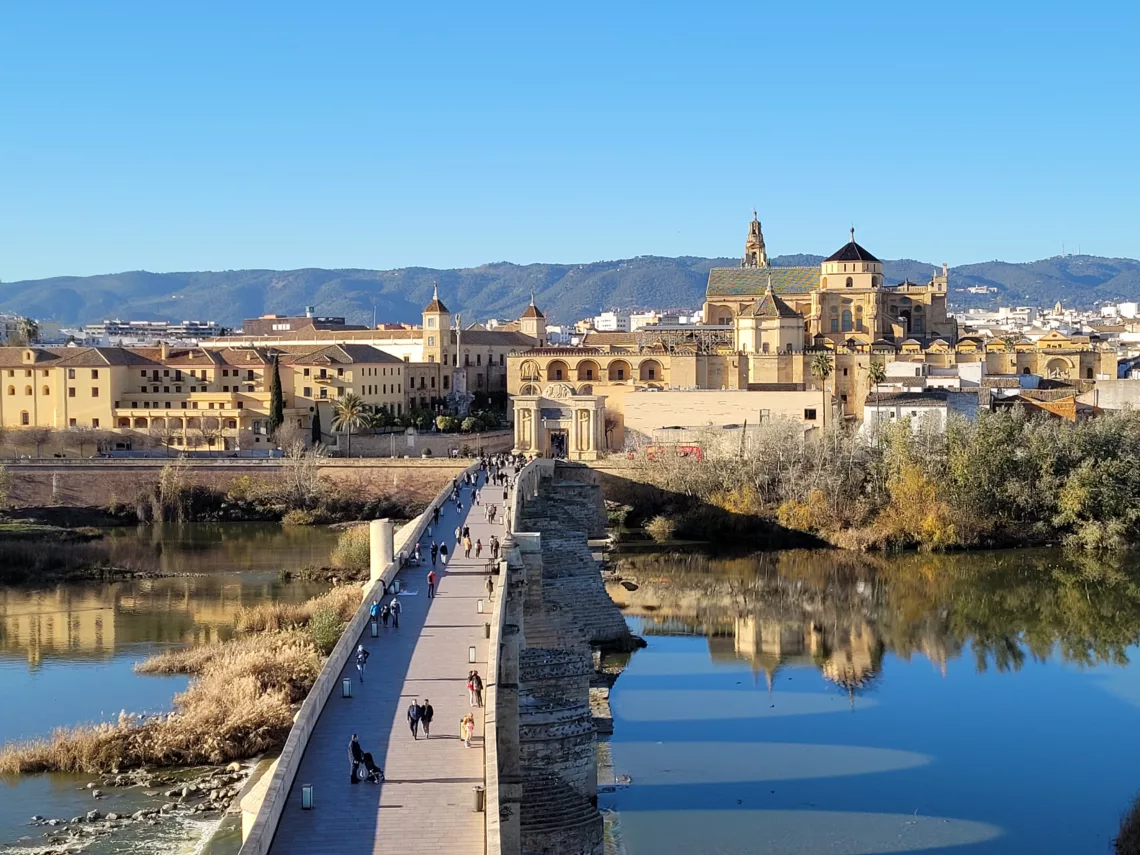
[1,0,1137,282]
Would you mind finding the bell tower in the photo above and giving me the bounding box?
[519,292,547,347]
[422,282,452,365]
[742,209,769,269]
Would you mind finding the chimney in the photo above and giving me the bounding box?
[305,305,315,319]
[160,340,169,361]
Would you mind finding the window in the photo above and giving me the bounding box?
[193,402,199,409]
[20,411,29,425]
[303,387,312,397]
[831,319,839,333]
[846,277,853,288]
[163,369,169,377]
[165,402,171,409]
[427,318,436,328]
[68,387,76,397]
[67,368,76,379]
[320,388,328,399]
[92,419,99,428]
[163,386,169,393]
[430,377,436,388]
[841,310,853,332]
[42,385,49,395]
[181,402,187,409]
[303,368,310,377]
[499,354,504,366]
[443,376,450,389]
[319,369,327,378]
[175,386,181,393]
[337,368,344,377]
[152,386,159,393]
[247,370,254,380]
[222,369,229,377]
[762,342,770,354]
[91,387,99,397]
[476,354,482,366]
[804,408,817,421]
[237,401,243,409]
[69,418,77,427]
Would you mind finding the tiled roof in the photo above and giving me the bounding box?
[424,297,449,313]
[825,239,881,264]
[0,347,63,366]
[520,303,544,319]
[743,290,801,319]
[579,331,638,347]
[865,390,950,408]
[706,266,818,297]
[283,344,401,365]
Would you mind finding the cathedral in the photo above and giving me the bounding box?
[703,212,957,348]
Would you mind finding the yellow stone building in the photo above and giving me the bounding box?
[507,214,1116,445]
[0,342,406,452]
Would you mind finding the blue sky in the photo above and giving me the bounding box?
[1,0,1137,281]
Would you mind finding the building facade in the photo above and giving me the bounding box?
[507,214,1116,448]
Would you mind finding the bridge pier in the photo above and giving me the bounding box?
[369,519,394,585]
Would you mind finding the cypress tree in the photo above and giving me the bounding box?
[311,406,322,447]
[268,356,285,434]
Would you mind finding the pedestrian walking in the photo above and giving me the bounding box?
[369,599,380,621]
[380,602,391,627]
[455,525,462,542]
[472,671,484,707]
[440,542,449,565]
[463,535,472,558]
[462,524,470,539]
[433,506,440,525]
[485,575,494,598]
[407,698,422,739]
[355,644,370,682]
[420,698,434,738]
[467,671,477,706]
[461,713,475,748]
[427,569,437,598]
[476,538,483,558]
[390,596,401,628]
[430,541,439,567]
[349,733,364,783]
[413,542,422,564]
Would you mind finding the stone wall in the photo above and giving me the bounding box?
[487,460,632,855]
[5,458,465,509]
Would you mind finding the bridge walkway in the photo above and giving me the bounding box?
[268,469,506,855]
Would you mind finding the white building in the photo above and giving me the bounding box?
[592,311,630,332]
[861,390,978,436]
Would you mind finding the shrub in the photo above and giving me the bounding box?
[282,508,320,527]
[1117,795,1140,855]
[329,525,370,569]
[307,607,342,655]
[644,515,678,543]
[236,584,362,632]
[776,489,832,533]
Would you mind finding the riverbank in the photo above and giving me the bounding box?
[0,584,362,776]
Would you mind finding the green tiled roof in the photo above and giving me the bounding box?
[707,266,818,297]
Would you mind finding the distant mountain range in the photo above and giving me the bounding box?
[3,253,1139,329]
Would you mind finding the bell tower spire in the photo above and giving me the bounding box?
[742,209,769,269]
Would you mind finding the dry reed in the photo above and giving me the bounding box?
[235,583,363,632]
[0,589,361,775]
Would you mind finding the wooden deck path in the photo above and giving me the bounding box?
[269,471,506,854]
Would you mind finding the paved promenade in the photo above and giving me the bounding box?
[269,470,506,855]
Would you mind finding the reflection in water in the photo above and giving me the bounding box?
[609,548,1140,695]
[0,523,337,668]
[0,523,338,855]
[606,548,1140,855]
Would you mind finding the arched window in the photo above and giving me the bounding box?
[841,310,853,332]
[24,385,32,396]
[6,386,13,396]
[578,384,593,395]
[42,385,50,396]
[761,342,770,354]
[20,411,29,425]
[845,277,853,288]
[520,360,540,381]
[822,277,828,288]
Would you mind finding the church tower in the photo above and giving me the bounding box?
[742,209,769,269]
[422,282,452,365]
[519,293,547,347]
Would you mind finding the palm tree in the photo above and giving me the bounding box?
[331,392,368,457]
[811,352,834,425]
[866,360,888,444]
[17,317,38,346]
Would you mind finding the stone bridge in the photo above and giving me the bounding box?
[238,458,633,855]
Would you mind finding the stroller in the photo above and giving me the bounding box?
[359,751,384,783]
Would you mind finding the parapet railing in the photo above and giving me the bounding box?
[238,462,479,855]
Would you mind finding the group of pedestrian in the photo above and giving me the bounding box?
[348,733,384,783]
[467,670,484,707]
[406,697,435,739]
[367,596,402,631]
[429,539,448,567]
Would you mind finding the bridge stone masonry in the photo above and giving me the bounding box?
[238,457,637,855]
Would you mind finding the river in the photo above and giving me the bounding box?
[602,548,1140,855]
[0,523,339,855]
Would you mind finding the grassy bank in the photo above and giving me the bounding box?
[617,408,1140,553]
[0,585,364,775]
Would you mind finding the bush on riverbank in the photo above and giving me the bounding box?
[0,582,366,775]
[235,584,362,633]
[625,409,1140,552]
[329,524,370,570]
[1117,795,1140,854]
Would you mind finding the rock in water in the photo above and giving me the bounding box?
[226,761,242,772]
[91,789,103,798]
[85,810,101,822]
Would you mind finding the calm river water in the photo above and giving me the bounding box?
[0,523,339,855]
[602,548,1140,855]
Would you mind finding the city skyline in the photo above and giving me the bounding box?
[2,2,1138,281]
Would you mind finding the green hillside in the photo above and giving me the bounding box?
[2,254,1138,328]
